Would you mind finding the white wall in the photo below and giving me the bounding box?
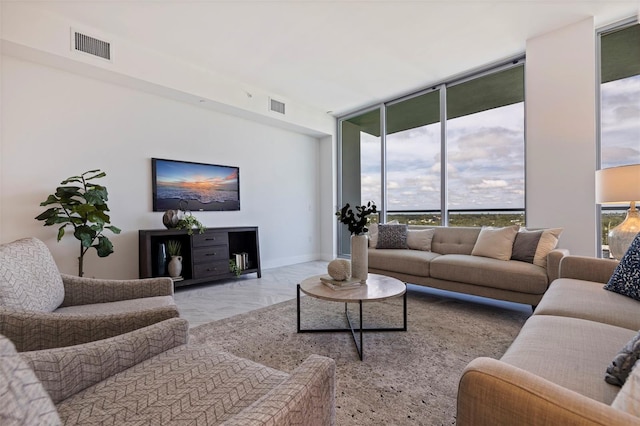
[525,17,598,256]
[1,56,326,278]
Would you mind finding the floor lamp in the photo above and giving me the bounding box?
[595,164,640,260]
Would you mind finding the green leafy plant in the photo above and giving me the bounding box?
[229,259,242,277]
[35,169,121,277]
[335,201,378,235]
[167,240,182,257]
[175,213,205,235]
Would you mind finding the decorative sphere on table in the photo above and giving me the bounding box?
[327,259,351,281]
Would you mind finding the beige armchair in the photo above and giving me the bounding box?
[1,319,336,425]
[0,237,179,351]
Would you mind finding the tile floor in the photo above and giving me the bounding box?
[173,260,532,327]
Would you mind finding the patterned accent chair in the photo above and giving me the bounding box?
[1,319,336,425]
[0,237,179,351]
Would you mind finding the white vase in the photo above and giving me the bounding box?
[168,255,183,278]
[351,234,368,283]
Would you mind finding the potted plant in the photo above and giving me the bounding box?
[335,201,377,282]
[35,169,121,277]
[175,212,205,235]
[166,240,183,278]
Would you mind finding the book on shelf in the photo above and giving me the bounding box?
[319,275,363,290]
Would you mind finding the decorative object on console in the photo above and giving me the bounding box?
[152,158,240,212]
[605,232,640,301]
[327,259,351,281]
[596,164,640,260]
[175,211,205,235]
[162,200,187,229]
[34,169,121,277]
[157,242,167,276]
[166,240,182,279]
[336,201,378,283]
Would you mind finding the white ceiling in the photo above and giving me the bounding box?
[26,0,639,116]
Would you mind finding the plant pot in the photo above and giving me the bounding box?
[168,255,183,278]
[351,234,368,283]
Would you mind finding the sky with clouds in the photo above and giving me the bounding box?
[358,74,639,212]
[360,102,525,211]
[601,74,640,168]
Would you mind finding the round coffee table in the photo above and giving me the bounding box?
[296,273,407,360]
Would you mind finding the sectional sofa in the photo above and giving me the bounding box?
[368,224,567,307]
[457,254,640,425]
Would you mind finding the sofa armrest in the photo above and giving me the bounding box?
[222,354,336,426]
[458,357,640,426]
[559,255,619,284]
[546,248,569,283]
[19,318,189,404]
[0,306,179,351]
[60,274,173,307]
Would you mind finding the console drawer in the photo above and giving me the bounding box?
[193,260,230,278]
[193,245,229,263]
[192,231,227,247]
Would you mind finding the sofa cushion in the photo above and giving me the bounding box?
[376,224,408,249]
[430,254,549,295]
[368,221,398,248]
[612,361,640,417]
[56,345,290,424]
[0,335,61,425]
[406,228,435,251]
[511,230,543,263]
[431,227,481,255]
[471,226,519,261]
[54,296,176,315]
[606,331,640,386]
[500,315,637,404]
[368,249,439,277]
[605,233,640,301]
[530,228,563,268]
[534,278,640,330]
[0,237,65,312]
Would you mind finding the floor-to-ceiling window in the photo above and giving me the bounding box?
[338,59,525,256]
[386,90,441,224]
[598,21,640,257]
[446,66,525,226]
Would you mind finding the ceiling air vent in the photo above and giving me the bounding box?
[72,30,111,61]
[269,98,286,115]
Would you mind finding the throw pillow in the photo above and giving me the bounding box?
[511,230,543,263]
[605,331,640,386]
[368,220,398,249]
[604,232,640,301]
[406,228,435,251]
[611,360,640,416]
[0,335,61,425]
[376,224,408,249]
[471,225,519,261]
[531,228,563,268]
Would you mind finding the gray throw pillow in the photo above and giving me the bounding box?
[605,331,640,386]
[511,230,543,263]
[376,224,408,249]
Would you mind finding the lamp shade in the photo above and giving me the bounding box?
[595,164,640,204]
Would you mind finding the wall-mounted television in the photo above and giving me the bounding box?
[152,158,240,212]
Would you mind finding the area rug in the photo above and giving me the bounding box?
[189,289,530,425]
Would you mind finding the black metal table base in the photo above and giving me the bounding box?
[296,284,407,360]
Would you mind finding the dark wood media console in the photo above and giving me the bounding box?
[139,226,261,288]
